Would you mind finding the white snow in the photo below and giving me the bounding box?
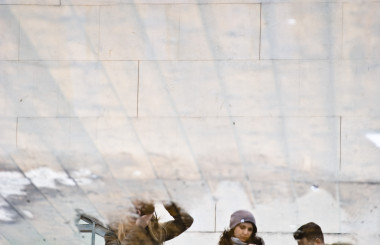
[25,167,75,188]
[0,171,30,197]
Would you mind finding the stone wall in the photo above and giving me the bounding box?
[0,0,379,244]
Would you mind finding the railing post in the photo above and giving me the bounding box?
[91,221,96,245]
[75,213,109,245]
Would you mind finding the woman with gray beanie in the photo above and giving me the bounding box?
[218,210,265,245]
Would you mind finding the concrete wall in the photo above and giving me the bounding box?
[0,0,379,244]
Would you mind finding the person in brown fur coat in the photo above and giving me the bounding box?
[218,210,265,245]
[104,201,193,245]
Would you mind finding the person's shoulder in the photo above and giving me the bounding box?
[256,236,265,245]
[248,236,265,245]
[259,236,265,245]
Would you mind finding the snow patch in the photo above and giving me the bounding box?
[0,204,14,222]
[22,210,34,219]
[0,171,30,197]
[71,168,98,186]
[25,167,75,188]
[0,168,97,198]
[1,167,97,194]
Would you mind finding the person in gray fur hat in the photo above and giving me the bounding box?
[218,210,265,245]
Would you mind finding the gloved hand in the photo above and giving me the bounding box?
[135,201,155,216]
[163,201,181,217]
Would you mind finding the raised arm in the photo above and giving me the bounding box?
[161,202,194,241]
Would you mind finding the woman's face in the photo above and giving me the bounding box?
[233,222,254,242]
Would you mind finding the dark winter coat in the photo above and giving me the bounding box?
[218,230,265,245]
[104,202,193,245]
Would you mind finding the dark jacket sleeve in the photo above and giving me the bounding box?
[161,202,194,241]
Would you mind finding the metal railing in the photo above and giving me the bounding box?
[76,212,109,245]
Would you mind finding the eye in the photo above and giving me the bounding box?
[248,228,253,232]
[239,224,246,229]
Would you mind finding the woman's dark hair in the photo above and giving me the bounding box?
[219,228,264,245]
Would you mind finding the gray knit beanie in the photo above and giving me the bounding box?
[229,210,257,231]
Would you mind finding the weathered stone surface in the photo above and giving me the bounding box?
[0,1,379,245]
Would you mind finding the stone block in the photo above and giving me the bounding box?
[181,118,243,179]
[18,6,98,60]
[339,182,380,241]
[293,182,342,233]
[51,61,138,117]
[340,117,380,181]
[164,180,216,232]
[131,118,202,180]
[177,4,260,60]
[99,4,179,60]
[336,61,380,117]
[120,179,171,201]
[17,117,71,152]
[298,60,380,117]
[233,116,340,181]
[0,118,16,152]
[250,181,298,232]
[0,6,19,60]
[298,61,340,116]
[2,61,137,117]
[343,3,380,59]
[215,60,299,117]
[138,61,227,117]
[211,180,254,231]
[261,3,342,59]
[0,61,22,117]
[139,61,299,117]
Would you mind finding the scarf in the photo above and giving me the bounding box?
[231,237,247,245]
